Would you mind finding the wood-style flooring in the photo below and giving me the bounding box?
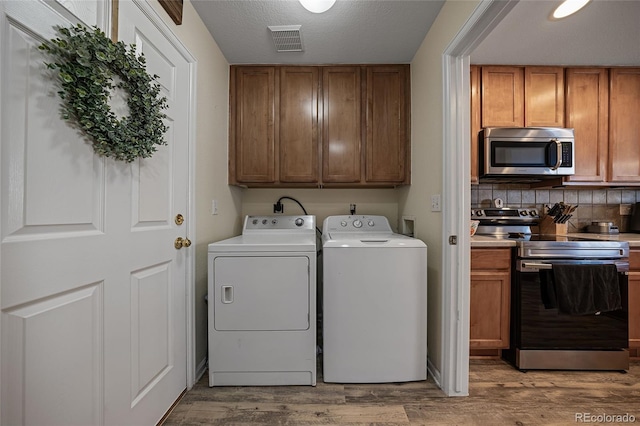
[162,358,640,425]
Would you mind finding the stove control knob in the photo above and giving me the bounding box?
[475,210,483,217]
[353,219,363,228]
[367,220,375,227]
[340,221,347,227]
[520,210,528,216]
[295,218,304,227]
[529,210,538,217]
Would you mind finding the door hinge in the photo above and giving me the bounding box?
[449,235,458,245]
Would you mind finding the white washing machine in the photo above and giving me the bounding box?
[322,215,427,383]
[208,215,317,386]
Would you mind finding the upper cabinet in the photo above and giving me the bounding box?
[564,68,609,183]
[481,66,524,127]
[609,68,640,183]
[472,65,640,186]
[480,66,564,128]
[229,64,410,188]
[365,66,409,184]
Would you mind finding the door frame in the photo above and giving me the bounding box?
[129,0,198,389]
[440,0,517,396]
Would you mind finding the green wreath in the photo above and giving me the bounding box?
[39,25,168,163]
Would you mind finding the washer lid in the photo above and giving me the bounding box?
[323,232,426,248]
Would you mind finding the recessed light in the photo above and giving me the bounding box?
[552,0,590,19]
[299,0,336,14]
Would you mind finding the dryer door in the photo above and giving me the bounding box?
[213,256,310,331]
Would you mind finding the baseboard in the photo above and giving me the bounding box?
[427,356,441,389]
[195,356,207,385]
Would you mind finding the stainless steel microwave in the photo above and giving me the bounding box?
[480,127,575,178]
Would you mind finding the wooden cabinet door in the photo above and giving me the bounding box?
[322,67,362,183]
[525,67,565,127]
[609,68,640,183]
[481,66,524,127]
[628,250,640,349]
[470,248,511,349]
[564,68,609,183]
[365,65,409,183]
[629,272,640,349]
[279,67,319,183]
[231,66,276,183]
[470,271,511,348]
[470,65,481,184]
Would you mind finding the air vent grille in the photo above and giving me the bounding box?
[268,25,303,52]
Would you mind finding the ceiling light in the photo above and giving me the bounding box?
[299,0,336,14]
[552,0,590,19]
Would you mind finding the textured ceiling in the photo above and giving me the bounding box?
[471,0,640,66]
[191,0,445,64]
[192,0,640,67]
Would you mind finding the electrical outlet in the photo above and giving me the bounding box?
[431,194,441,212]
[620,204,632,215]
[211,199,218,215]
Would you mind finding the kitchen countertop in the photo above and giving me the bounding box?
[471,232,640,248]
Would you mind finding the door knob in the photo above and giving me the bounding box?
[174,237,192,249]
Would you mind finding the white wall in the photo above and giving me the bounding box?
[149,0,242,373]
[399,0,479,377]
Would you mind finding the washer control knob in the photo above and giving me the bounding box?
[368,220,375,227]
[340,221,348,227]
[252,219,258,225]
[262,219,268,224]
[295,218,304,227]
[271,219,278,225]
[353,219,363,228]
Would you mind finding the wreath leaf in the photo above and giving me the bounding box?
[39,24,168,163]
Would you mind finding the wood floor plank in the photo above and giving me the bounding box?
[162,359,640,425]
[179,401,410,425]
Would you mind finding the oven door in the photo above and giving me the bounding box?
[513,259,628,350]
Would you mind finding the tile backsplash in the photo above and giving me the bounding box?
[471,185,640,232]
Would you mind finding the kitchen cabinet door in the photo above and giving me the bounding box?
[322,67,362,183]
[564,68,609,183]
[628,250,640,349]
[470,65,481,184]
[470,248,511,349]
[230,66,276,184]
[609,68,640,183]
[279,67,319,183]
[525,67,564,127]
[365,65,409,184]
[481,66,524,127]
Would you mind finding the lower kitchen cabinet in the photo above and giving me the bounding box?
[629,250,640,349]
[470,248,511,350]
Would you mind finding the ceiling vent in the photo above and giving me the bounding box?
[268,25,304,52]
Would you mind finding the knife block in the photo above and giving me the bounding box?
[539,215,567,235]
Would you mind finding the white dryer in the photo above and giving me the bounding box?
[208,215,317,386]
[322,215,427,383]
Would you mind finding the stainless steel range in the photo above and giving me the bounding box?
[473,208,630,371]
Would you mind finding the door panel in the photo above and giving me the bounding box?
[2,284,103,426]
[1,1,191,425]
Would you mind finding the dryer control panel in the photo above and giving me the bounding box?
[243,215,315,233]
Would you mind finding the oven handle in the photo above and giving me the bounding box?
[522,262,553,270]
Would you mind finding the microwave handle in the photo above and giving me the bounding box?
[549,139,562,170]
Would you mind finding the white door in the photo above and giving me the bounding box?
[0,1,192,425]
